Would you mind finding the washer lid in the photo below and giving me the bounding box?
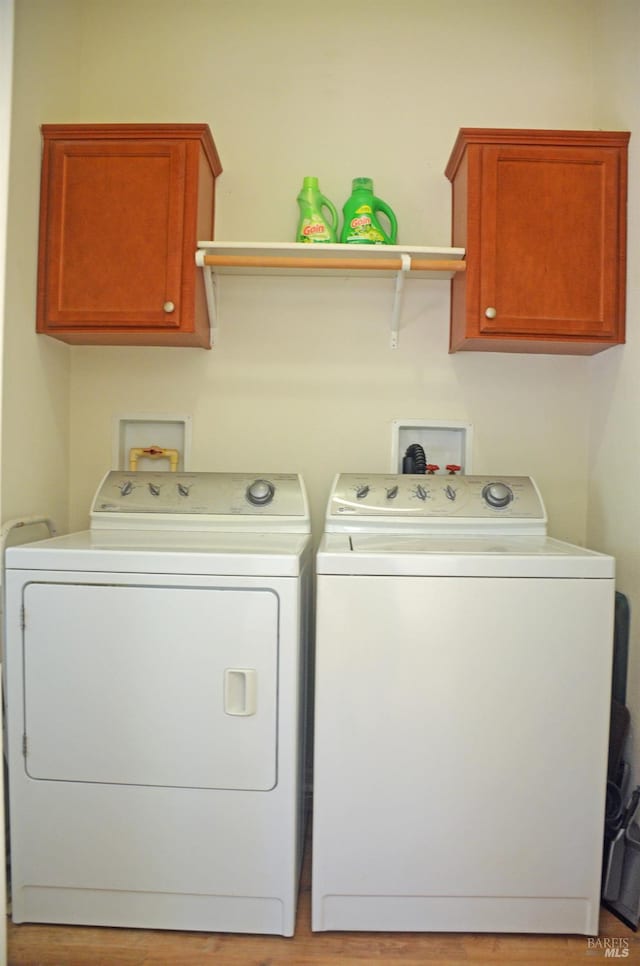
[317,533,614,578]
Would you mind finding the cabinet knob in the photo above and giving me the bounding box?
[163,301,176,314]
[485,306,497,319]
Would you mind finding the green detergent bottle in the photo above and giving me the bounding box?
[295,176,339,243]
[341,177,398,245]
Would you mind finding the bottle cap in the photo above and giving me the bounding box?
[352,177,373,191]
[302,176,319,189]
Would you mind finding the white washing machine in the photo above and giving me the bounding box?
[312,473,615,936]
[4,471,312,936]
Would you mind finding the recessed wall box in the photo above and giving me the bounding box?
[391,419,473,474]
[113,414,192,472]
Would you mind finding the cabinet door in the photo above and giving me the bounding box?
[40,139,186,333]
[479,144,624,342]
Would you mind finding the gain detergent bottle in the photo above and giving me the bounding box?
[295,176,339,243]
[340,177,398,245]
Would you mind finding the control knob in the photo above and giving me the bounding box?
[246,478,275,506]
[356,485,370,499]
[482,481,513,509]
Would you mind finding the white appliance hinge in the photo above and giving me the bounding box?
[20,604,25,630]
[22,734,27,758]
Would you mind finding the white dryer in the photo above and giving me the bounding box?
[312,473,615,936]
[4,471,311,936]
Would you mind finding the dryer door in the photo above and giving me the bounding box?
[21,582,279,790]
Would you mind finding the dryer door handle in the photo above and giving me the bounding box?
[224,668,257,716]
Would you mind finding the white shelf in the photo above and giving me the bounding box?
[195,241,466,348]
[196,241,465,277]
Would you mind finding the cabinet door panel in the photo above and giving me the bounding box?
[479,145,622,339]
[446,129,628,354]
[45,141,186,329]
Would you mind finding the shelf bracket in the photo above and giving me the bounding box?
[195,250,218,346]
[390,253,411,349]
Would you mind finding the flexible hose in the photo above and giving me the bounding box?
[403,443,426,474]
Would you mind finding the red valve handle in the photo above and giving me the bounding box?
[446,464,461,475]
[426,464,440,474]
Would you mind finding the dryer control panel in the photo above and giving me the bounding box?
[326,474,547,534]
[90,471,310,532]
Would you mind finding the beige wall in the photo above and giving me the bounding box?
[7,0,637,766]
[35,0,595,540]
[589,0,640,779]
[0,0,13,535]
[2,0,83,534]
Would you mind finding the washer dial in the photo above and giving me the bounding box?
[246,478,275,506]
[482,481,514,509]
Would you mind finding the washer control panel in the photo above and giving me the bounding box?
[91,471,309,530]
[326,474,546,533]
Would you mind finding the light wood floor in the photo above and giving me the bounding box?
[6,830,639,966]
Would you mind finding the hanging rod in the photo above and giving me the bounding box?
[199,253,466,273]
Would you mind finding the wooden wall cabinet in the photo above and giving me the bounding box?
[445,128,629,355]
[37,124,222,348]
